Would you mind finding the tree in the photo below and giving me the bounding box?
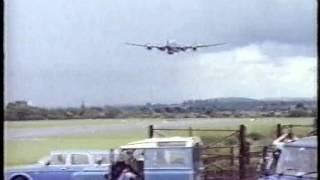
[104,107,122,118]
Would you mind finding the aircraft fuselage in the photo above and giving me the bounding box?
[166,46,180,55]
[165,41,183,55]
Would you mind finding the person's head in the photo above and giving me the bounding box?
[117,153,126,162]
[57,155,64,162]
[126,150,133,155]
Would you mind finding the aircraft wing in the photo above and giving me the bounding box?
[183,42,226,49]
[125,42,162,49]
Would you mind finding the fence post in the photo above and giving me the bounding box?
[230,146,234,166]
[261,146,268,172]
[188,127,193,136]
[110,148,114,164]
[148,125,154,138]
[246,143,250,164]
[239,124,247,180]
[288,125,293,139]
[276,124,282,138]
[203,158,208,180]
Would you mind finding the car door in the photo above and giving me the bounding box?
[70,153,108,180]
[35,153,72,180]
[69,153,90,170]
[69,153,93,180]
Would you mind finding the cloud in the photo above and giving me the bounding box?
[174,43,316,100]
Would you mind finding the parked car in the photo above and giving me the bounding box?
[259,136,317,180]
[5,150,119,180]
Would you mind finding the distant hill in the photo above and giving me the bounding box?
[260,97,316,102]
[208,97,259,102]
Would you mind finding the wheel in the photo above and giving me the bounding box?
[11,175,29,180]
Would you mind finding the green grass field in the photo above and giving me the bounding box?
[4,117,315,168]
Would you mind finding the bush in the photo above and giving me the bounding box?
[224,138,237,145]
[247,132,265,141]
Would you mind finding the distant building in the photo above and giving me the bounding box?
[80,100,86,115]
[16,100,28,106]
[6,100,29,108]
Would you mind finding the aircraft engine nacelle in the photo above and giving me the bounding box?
[158,47,166,51]
[146,47,152,50]
[192,47,197,51]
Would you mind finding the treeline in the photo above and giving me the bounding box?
[5,101,123,120]
[4,98,317,121]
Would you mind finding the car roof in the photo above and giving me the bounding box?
[285,136,317,148]
[50,150,117,154]
[120,136,202,149]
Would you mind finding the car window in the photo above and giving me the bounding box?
[145,148,192,168]
[71,154,89,165]
[93,154,110,164]
[50,154,67,165]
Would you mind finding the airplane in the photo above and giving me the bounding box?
[125,40,226,55]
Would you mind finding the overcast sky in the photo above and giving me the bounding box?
[5,0,317,107]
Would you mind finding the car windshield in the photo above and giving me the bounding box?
[276,146,317,176]
[144,148,192,168]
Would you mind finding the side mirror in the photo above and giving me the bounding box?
[45,160,51,166]
[96,159,103,165]
[262,169,272,176]
[272,149,281,159]
[39,159,50,166]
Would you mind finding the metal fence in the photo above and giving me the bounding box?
[146,121,317,180]
[148,124,260,180]
[276,123,317,138]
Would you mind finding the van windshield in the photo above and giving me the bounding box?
[276,146,317,176]
[144,148,192,169]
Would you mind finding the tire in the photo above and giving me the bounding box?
[11,175,29,180]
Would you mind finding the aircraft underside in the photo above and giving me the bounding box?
[167,50,175,55]
[167,47,178,55]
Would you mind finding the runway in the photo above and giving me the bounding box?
[5,118,247,140]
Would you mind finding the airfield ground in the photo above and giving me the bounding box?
[4,117,314,167]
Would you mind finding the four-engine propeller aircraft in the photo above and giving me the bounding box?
[125,40,226,55]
